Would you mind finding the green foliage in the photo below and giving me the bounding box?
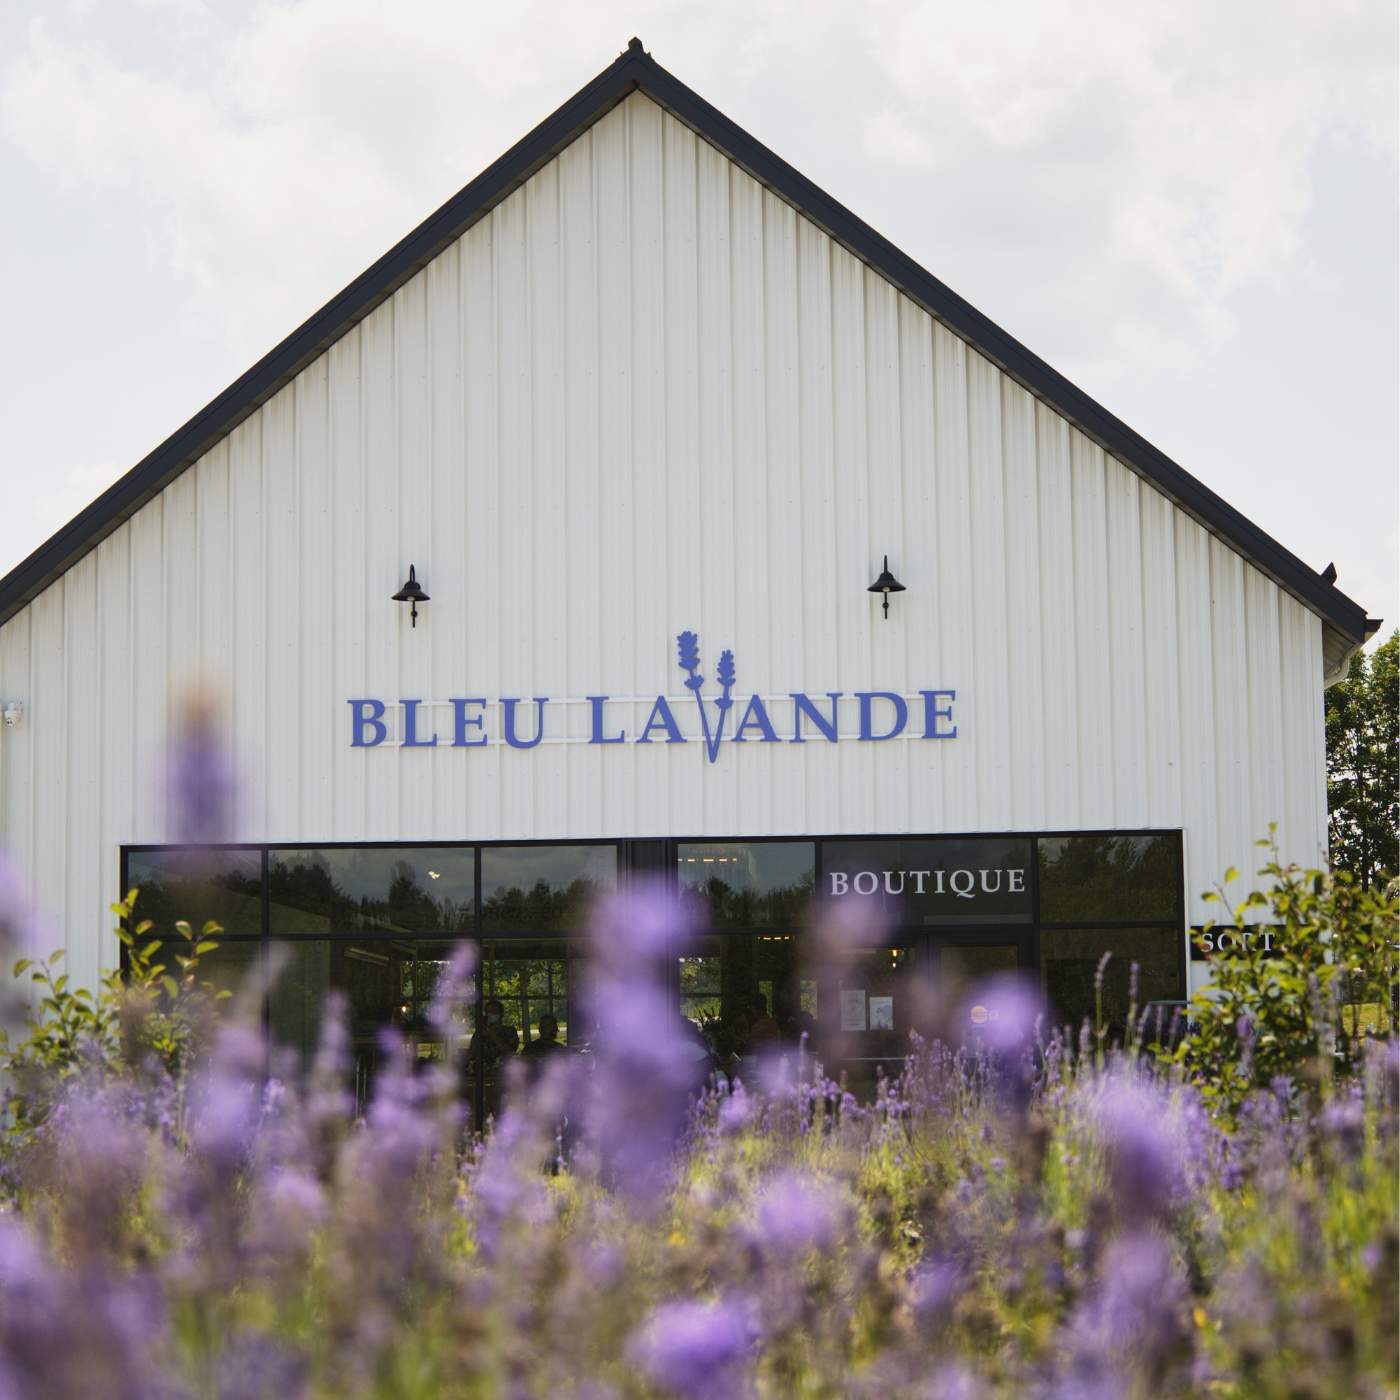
[0,888,227,1134]
[1179,834,1399,1115]
[1326,628,1399,890]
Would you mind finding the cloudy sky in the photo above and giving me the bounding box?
[2,0,1395,642]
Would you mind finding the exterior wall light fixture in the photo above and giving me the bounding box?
[392,566,429,627]
[867,556,905,618]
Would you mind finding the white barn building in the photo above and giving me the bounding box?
[0,41,1380,1089]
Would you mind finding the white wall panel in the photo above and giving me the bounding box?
[96,524,132,974]
[63,554,100,991]
[1001,380,1045,831]
[0,90,1333,969]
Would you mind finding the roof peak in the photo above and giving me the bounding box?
[0,41,1371,651]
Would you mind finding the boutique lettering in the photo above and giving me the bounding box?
[829,868,1026,899]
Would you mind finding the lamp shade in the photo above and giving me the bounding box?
[868,556,905,596]
[392,565,429,604]
[867,556,905,618]
[392,565,429,626]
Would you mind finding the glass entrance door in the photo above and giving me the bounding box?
[818,941,927,1099]
[932,933,1035,1046]
[472,938,584,1125]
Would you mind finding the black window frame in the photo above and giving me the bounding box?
[119,827,1188,1024]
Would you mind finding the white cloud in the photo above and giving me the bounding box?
[1,0,1395,378]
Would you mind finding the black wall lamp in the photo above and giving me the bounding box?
[868,556,905,618]
[392,565,429,626]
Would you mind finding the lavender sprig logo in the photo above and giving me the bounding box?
[677,631,735,763]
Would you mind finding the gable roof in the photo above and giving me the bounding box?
[0,38,1379,668]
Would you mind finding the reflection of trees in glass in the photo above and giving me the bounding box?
[1040,928,1181,1037]
[268,857,472,934]
[131,864,262,939]
[680,870,814,928]
[1037,836,1178,922]
[481,878,603,932]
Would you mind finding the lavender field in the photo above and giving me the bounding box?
[0,868,1395,1400]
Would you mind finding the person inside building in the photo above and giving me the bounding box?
[717,1007,751,1064]
[748,993,782,1047]
[522,1012,566,1059]
[468,998,521,1067]
[464,998,520,1122]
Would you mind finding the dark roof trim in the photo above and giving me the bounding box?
[0,38,1371,644]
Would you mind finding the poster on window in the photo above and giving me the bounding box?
[840,989,866,1031]
[868,995,894,1030]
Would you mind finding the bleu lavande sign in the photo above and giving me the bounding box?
[348,632,957,760]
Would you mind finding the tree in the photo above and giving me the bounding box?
[1325,629,1398,889]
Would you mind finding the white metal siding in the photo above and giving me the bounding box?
[0,91,1331,985]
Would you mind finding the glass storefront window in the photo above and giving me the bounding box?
[126,848,263,940]
[270,936,473,1114]
[268,847,475,937]
[140,936,263,1006]
[1040,927,1184,1040]
[480,846,616,933]
[1037,834,1179,922]
[479,938,576,1046]
[822,837,1033,925]
[121,830,1188,1107]
[676,933,812,1057]
[677,842,815,928]
[939,943,1018,988]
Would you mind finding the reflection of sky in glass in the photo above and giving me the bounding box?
[271,847,475,904]
[129,848,261,885]
[676,842,813,896]
[480,845,617,893]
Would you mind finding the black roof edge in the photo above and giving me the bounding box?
[0,38,1371,645]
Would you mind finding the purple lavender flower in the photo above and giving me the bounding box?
[1319,1092,1366,1161]
[164,691,236,844]
[920,1362,985,1400]
[0,1216,166,1398]
[214,1331,307,1400]
[753,1171,840,1257]
[427,940,477,1034]
[629,1298,755,1400]
[908,1260,963,1329]
[1057,1230,1188,1396]
[584,884,706,1203]
[248,1167,328,1267]
[189,1021,266,1174]
[1094,1078,1179,1225]
[0,849,54,969]
[960,973,1043,1054]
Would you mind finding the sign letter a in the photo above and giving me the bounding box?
[637,696,687,743]
[732,694,779,742]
